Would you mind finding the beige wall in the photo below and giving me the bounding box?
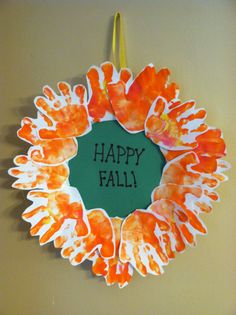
[0,1,236,314]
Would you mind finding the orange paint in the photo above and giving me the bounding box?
[18,115,78,164]
[23,190,89,245]
[66,209,115,265]
[161,152,201,186]
[9,155,68,190]
[120,210,169,275]
[90,217,133,287]
[87,63,115,122]
[148,199,186,254]
[145,98,207,149]
[34,82,91,139]
[152,184,207,244]
[162,128,226,174]
[108,65,178,132]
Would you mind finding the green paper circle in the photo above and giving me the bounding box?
[68,121,165,218]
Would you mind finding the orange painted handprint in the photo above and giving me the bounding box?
[119,210,170,276]
[152,184,207,245]
[89,217,133,288]
[161,128,227,174]
[108,64,179,133]
[22,187,89,245]
[145,97,207,150]
[148,199,186,255]
[61,209,115,265]
[34,82,91,139]
[191,128,227,173]
[160,153,228,214]
[161,152,220,189]
[9,155,69,190]
[18,113,78,165]
[87,62,132,122]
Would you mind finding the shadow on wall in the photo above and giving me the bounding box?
[0,97,95,277]
[0,14,118,277]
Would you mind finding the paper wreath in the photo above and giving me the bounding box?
[8,62,230,288]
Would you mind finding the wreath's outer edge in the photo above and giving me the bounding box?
[8,62,230,288]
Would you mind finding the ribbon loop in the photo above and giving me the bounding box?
[112,12,127,69]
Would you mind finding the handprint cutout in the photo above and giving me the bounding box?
[61,209,115,265]
[87,62,132,122]
[145,97,207,150]
[108,64,179,133]
[34,82,91,139]
[22,187,89,245]
[89,217,133,288]
[119,210,170,276]
[18,113,78,165]
[9,155,69,190]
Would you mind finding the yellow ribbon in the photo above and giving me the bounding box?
[112,12,127,69]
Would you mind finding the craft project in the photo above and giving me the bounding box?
[8,13,230,288]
